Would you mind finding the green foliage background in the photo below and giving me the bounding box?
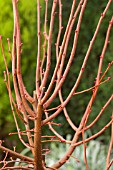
[0,0,43,159]
[0,0,113,159]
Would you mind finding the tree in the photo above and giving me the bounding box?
[0,0,113,169]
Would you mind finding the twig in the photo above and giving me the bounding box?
[0,145,34,163]
[106,112,113,169]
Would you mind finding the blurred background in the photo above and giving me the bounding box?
[0,0,113,169]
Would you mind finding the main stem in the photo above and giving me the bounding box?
[34,104,44,170]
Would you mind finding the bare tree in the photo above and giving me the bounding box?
[0,0,113,169]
